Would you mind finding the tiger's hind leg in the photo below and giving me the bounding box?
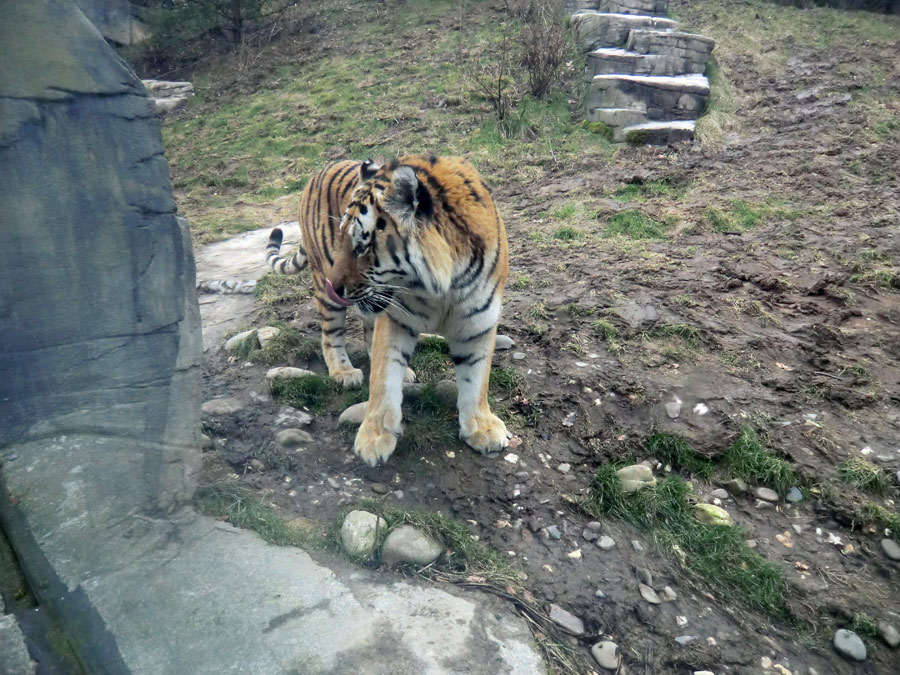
[363,313,415,383]
[316,296,363,388]
[449,325,508,456]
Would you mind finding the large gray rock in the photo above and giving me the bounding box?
[73,0,149,45]
[381,525,444,567]
[626,29,715,59]
[572,12,678,52]
[586,47,707,79]
[589,74,710,120]
[599,0,668,15]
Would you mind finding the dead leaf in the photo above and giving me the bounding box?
[776,362,794,371]
[507,436,523,449]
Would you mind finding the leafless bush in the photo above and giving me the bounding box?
[516,0,569,99]
[469,36,521,136]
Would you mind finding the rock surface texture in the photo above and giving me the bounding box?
[569,0,715,143]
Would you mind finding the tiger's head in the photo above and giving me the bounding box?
[326,160,440,314]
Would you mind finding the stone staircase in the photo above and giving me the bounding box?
[566,0,716,143]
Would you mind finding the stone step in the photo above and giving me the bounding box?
[572,12,678,53]
[587,106,648,128]
[566,0,669,15]
[626,29,715,61]
[588,73,709,121]
[616,120,696,144]
[585,47,707,79]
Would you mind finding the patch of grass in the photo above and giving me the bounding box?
[581,120,613,139]
[749,300,782,327]
[490,366,523,397]
[613,179,677,202]
[552,226,582,241]
[255,271,311,307]
[529,301,550,320]
[269,373,341,413]
[849,612,880,639]
[410,335,452,383]
[550,202,578,220]
[849,268,900,290]
[722,426,800,496]
[603,209,671,239]
[564,302,595,317]
[648,323,703,347]
[513,275,532,290]
[695,58,737,150]
[673,294,698,307]
[586,466,791,621]
[592,318,622,353]
[862,503,900,539]
[196,468,323,549]
[838,458,890,496]
[704,200,765,233]
[645,433,714,478]
[250,326,321,366]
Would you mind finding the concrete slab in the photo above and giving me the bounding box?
[0,434,545,674]
[194,221,302,351]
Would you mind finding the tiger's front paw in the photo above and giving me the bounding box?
[461,413,508,456]
[332,367,364,388]
[404,367,416,384]
[354,418,398,466]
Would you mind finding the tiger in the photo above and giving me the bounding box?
[265,154,509,466]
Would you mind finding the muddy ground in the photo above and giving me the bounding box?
[190,1,899,673]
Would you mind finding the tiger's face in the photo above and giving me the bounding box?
[329,164,434,314]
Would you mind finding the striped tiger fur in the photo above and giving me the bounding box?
[265,155,509,466]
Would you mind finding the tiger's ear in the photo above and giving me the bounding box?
[385,165,433,228]
[359,159,380,181]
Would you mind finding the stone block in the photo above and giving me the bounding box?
[571,11,677,52]
[626,29,715,59]
[586,48,706,78]
[598,0,668,17]
[565,0,600,13]
[589,74,709,121]
[616,120,696,144]
[587,107,648,128]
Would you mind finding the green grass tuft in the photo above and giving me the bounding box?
[255,271,311,307]
[586,466,791,620]
[704,200,765,233]
[269,373,340,413]
[591,318,622,353]
[603,209,671,239]
[838,458,891,496]
[410,335,452,383]
[251,326,321,366]
[489,366,523,397]
[644,433,714,478]
[552,226,582,241]
[722,426,800,496]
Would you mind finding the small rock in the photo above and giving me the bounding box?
[495,334,515,350]
[371,483,390,494]
[639,583,661,604]
[512,352,526,361]
[674,635,696,646]
[722,478,748,494]
[556,463,571,473]
[327,477,340,489]
[616,464,656,493]
[597,536,616,550]
[265,366,315,383]
[339,402,368,426]
[693,671,715,675]
[631,540,644,552]
[567,549,582,560]
[662,586,677,601]
[341,510,387,557]
[635,566,653,586]
[248,458,264,472]
[760,657,773,669]
[694,503,732,526]
[665,399,682,419]
[746,539,757,548]
[895,469,900,485]
[545,525,562,540]
[710,488,729,500]
[435,379,458,406]
[877,620,900,648]
[786,487,804,503]
[380,525,443,567]
[585,521,602,532]
[591,641,619,670]
[753,486,780,502]
[392,489,404,500]
[880,538,900,561]
[256,326,281,348]
[224,329,258,352]
[548,604,585,636]
[676,615,688,627]
[200,433,214,450]
[276,428,314,449]
[594,589,606,598]
[274,405,313,427]
[833,628,866,661]
[755,499,774,510]
[583,528,600,542]
[201,397,244,416]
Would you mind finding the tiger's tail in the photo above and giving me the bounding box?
[266,227,308,274]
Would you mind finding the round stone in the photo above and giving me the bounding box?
[256,326,281,348]
[341,510,387,558]
[694,503,732,526]
[661,586,677,601]
[639,583,661,604]
[201,397,243,416]
[596,536,616,550]
[495,334,515,351]
[833,629,866,661]
[435,379,458,406]
[338,401,368,426]
[753,486,780,502]
[265,366,315,383]
[512,352,526,361]
[224,328,258,352]
[786,487,804,503]
[881,538,900,561]
[878,620,900,648]
[380,525,443,567]
[276,428,313,449]
[591,641,619,670]
[616,464,656,493]
[710,488,729,500]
